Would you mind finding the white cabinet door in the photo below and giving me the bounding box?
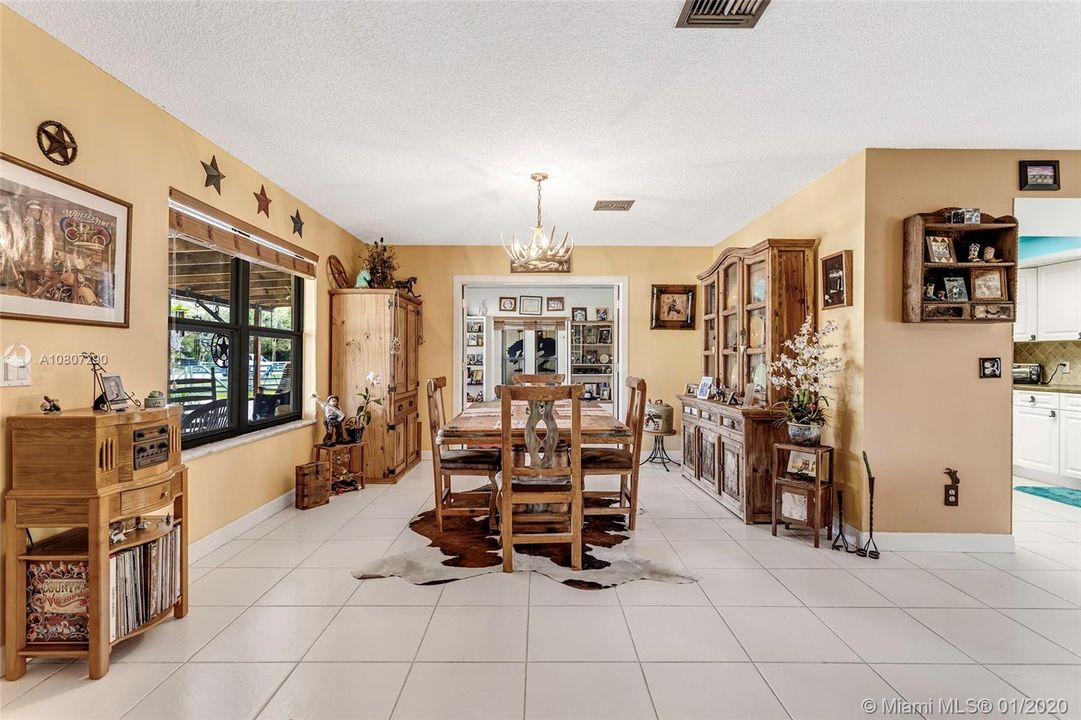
[1061,411,1081,480]
[1014,267,1039,342]
[1014,405,1060,474]
[1036,260,1081,341]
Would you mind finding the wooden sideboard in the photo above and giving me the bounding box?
[682,237,816,522]
[330,289,422,483]
[679,395,785,523]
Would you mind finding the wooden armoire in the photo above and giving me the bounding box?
[330,289,422,483]
[679,238,816,522]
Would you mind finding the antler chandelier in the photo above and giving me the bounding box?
[501,173,573,272]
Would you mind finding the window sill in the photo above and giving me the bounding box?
[182,418,316,462]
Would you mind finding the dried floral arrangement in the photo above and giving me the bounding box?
[362,237,398,289]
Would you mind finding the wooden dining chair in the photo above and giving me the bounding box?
[512,373,565,385]
[496,383,583,571]
[581,376,647,530]
[426,377,501,532]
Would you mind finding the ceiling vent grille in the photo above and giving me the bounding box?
[593,200,635,212]
[676,0,770,28]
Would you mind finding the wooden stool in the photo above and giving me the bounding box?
[314,442,366,494]
[640,428,677,471]
[771,443,834,548]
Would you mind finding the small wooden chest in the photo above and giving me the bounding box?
[295,461,330,509]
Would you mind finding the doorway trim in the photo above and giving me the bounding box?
[452,274,630,416]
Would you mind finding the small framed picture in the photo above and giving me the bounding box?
[650,284,696,329]
[696,375,714,400]
[820,250,853,309]
[546,297,565,312]
[583,382,599,399]
[925,236,956,264]
[685,382,698,395]
[599,384,611,401]
[499,297,517,312]
[595,307,610,322]
[943,277,969,302]
[598,328,612,344]
[520,295,543,315]
[786,451,817,478]
[571,307,587,322]
[979,357,1002,379]
[101,374,129,411]
[971,267,1007,301]
[466,335,480,347]
[1019,160,1060,191]
[467,368,483,384]
[466,353,483,365]
[466,320,483,333]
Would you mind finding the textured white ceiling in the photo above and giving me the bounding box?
[8,0,1081,246]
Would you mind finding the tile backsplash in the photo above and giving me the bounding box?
[1014,341,1081,386]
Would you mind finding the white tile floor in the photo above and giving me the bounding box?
[2,462,1079,720]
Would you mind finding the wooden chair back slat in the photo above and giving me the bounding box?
[512,373,565,386]
[624,376,648,457]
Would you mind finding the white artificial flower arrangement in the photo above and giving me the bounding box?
[356,372,384,427]
[766,314,842,426]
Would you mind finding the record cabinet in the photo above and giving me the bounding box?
[4,405,188,680]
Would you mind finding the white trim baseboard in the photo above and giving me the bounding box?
[831,519,1014,552]
[189,489,296,562]
[1013,464,1081,490]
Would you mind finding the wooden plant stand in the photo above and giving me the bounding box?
[771,443,834,548]
[314,441,366,493]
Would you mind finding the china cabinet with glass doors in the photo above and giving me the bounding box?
[684,238,816,522]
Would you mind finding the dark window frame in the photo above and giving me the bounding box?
[169,256,304,449]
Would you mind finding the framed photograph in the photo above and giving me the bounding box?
[0,154,131,327]
[972,303,1014,321]
[466,353,482,365]
[685,382,698,395]
[466,334,479,347]
[925,236,956,264]
[101,374,129,410]
[696,375,714,400]
[519,295,543,315]
[979,357,1002,379]
[595,307,610,322]
[499,296,517,312]
[571,307,587,322]
[820,250,853,309]
[650,284,696,329]
[971,267,1007,301]
[597,327,612,344]
[583,382,599,399]
[599,384,611,401]
[546,296,565,312]
[786,451,817,478]
[943,277,969,302]
[1019,160,1060,191]
[466,320,483,333]
[467,368,483,384]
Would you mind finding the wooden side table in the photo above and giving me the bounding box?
[640,428,678,471]
[314,442,366,493]
[771,443,834,548]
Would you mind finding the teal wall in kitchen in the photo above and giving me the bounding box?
[1019,235,1081,261]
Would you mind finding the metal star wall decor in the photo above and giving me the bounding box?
[291,209,304,238]
[200,155,225,194]
[36,120,78,165]
[254,184,271,217]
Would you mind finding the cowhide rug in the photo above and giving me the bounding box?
[353,497,696,589]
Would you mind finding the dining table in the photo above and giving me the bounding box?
[437,399,631,447]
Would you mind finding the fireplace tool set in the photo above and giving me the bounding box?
[831,450,880,560]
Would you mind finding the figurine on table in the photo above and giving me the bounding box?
[39,396,61,414]
[312,393,348,446]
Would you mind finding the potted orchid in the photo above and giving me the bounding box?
[766,314,841,446]
[354,372,384,442]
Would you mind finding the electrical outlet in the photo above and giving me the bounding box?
[944,484,959,506]
[1062,362,1071,374]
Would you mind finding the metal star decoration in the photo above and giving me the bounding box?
[291,209,304,237]
[254,184,271,217]
[36,120,78,165]
[200,155,225,194]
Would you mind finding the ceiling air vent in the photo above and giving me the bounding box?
[676,0,770,28]
[593,200,635,212]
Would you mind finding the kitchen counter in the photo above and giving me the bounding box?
[1014,384,1081,395]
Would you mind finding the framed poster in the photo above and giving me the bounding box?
[650,284,696,329]
[0,154,131,327]
[821,250,853,309]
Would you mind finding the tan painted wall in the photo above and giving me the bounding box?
[394,245,713,450]
[0,8,364,643]
[863,148,1081,534]
[711,152,868,527]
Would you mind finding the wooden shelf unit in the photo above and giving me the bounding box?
[570,319,616,406]
[903,208,1019,323]
[4,406,188,680]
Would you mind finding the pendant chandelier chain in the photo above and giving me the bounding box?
[536,177,543,229]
